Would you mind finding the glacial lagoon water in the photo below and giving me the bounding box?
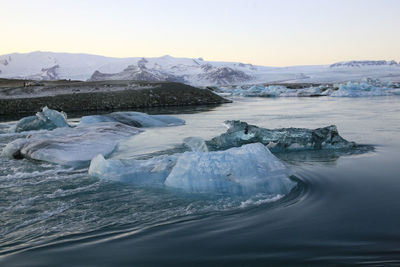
[1,96,400,266]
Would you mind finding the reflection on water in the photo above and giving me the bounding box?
[275,145,375,166]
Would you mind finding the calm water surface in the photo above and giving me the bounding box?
[1,96,400,266]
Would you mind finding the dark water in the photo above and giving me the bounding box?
[1,96,400,266]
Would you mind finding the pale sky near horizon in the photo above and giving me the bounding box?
[2,0,399,66]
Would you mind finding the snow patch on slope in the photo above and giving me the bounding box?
[1,51,400,85]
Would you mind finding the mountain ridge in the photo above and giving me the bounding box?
[0,51,399,85]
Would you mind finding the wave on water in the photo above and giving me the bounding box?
[0,173,306,258]
[0,104,377,262]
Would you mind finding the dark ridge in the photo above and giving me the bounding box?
[0,79,231,116]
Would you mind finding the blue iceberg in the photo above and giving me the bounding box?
[89,154,178,185]
[89,143,295,195]
[13,106,70,132]
[217,84,333,97]
[331,79,399,97]
[165,143,294,195]
[216,79,400,98]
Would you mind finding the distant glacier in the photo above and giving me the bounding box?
[0,51,399,85]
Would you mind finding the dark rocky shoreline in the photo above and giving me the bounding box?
[0,79,230,116]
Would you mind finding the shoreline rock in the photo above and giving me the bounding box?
[0,80,231,115]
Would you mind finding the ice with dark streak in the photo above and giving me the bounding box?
[205,120,356,152]
[12,106,70,132]
[79,112,185,128]
[2,122,142,166]
[3,110,186,166]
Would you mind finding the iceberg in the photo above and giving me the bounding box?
[1,138,29,159]
[205,121,356,152]
[165,143,295,194]
[89,143,295,195]
[79,112,185,128]
[331,79,396,97]
[2,122,142,166]
[216,79,400,98]
[3,110,184,166]
[13,106,70,132]
[217,84,333,97]
[89,154,178,185]
[183,136,209,152]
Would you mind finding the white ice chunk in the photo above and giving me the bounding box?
[89,154,178,185]
[165,143,295,194]
[183,137,208,152]
[1,138,29,158]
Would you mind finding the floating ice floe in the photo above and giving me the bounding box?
[89,143,295,195]
[331,79,400,97]
[216,78,400,98]
[12,106,70,132]
[89,154,178,185]
[79,112,185,128]
[86,121,363,194]
[2,122,142,166]
[3,109,186,166]
[165,143,294,194]
[216,84,333,97]
[205,121,356,152]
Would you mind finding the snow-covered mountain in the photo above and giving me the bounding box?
[0,51,399,85]
[0,52,136,81]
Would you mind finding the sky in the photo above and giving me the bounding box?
[1,0,400,66]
